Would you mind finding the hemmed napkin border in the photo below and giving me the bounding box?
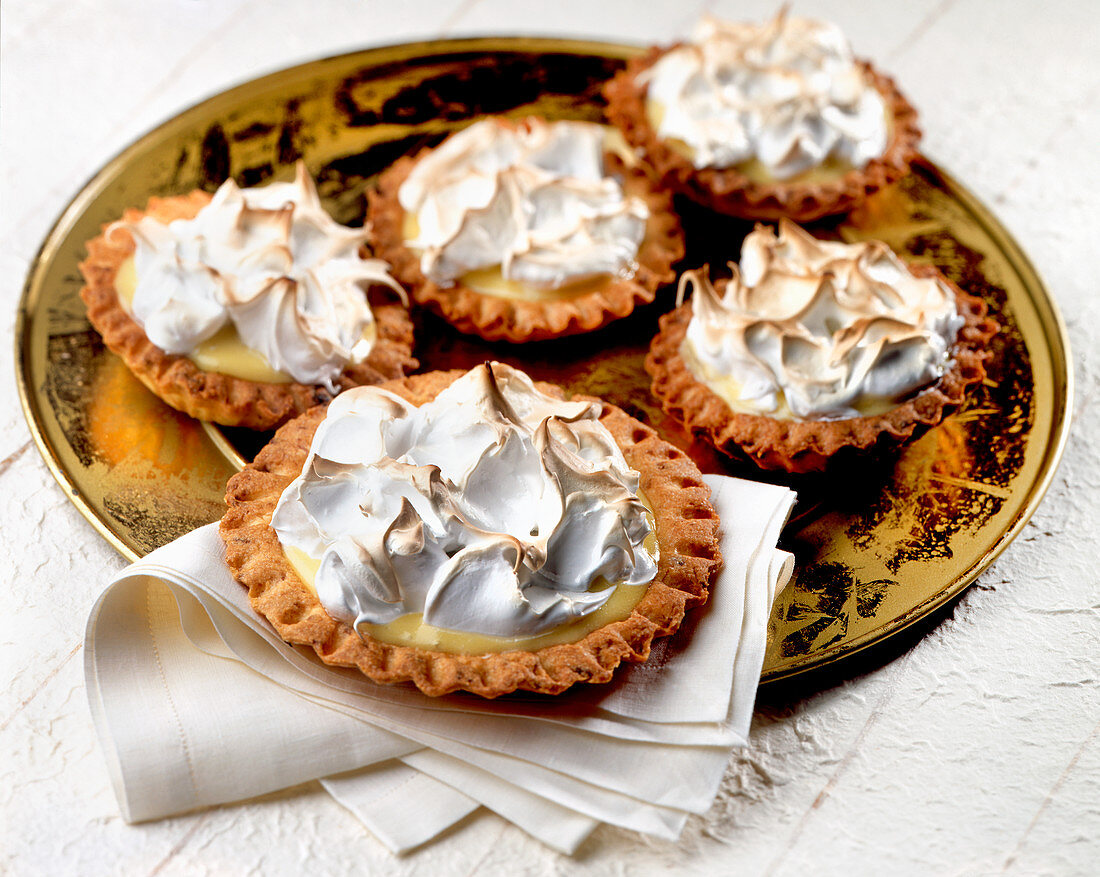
[84,474,796,854]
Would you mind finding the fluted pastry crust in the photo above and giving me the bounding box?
[604,48,922,222]
[79,191,417,430]
[645,265,998,473]
[367,125,685,343]
[220,369,723,698]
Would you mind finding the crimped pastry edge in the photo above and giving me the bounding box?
[78,191,418,430]
[603,47,923,222]
[220,369,723,698]
[645,265,999,474]
[367,121,685,343]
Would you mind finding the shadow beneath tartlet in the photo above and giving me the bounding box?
[673,191,851,273]
[211,424,274,468]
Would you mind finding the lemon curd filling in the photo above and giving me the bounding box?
[401,213,619,303]
[680,339,899,420]
[114,255,374,384]
[456,265,617,302]
[281,498,659,654]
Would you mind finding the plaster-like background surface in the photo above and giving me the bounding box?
[2,1,1096,874]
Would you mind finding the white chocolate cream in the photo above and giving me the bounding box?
[397,118,649,293]
[643,12,889,180]
[681,220,965,420]
[270,362,659,647]
[112,163,404,390]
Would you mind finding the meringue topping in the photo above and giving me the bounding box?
[270,362,659,642]
[681,220,965,420]
[114,163,404,390]
[398,119,649,292]
[643,12,889,180]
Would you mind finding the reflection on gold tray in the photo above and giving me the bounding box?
[16,37,1072,684]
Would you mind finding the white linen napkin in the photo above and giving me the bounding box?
[85,474,796,854]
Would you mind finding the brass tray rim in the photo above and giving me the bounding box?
[15,35,1074,683]
[762,163,1075,682]
[15,35,641,566]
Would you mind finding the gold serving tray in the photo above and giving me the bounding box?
[16,38,1072,684]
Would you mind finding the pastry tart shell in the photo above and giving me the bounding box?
[79,191,418,431]
[219,369,723,698]
[367,129,685,343]
[645,265,999,474]
[603,47,922,222]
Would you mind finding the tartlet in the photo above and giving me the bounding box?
[220,365,722,698]
[646,222,998,473]
[604,14,922,222]
[368,116,685,343]
[79,167,417,431]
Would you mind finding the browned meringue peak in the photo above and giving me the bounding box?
[117,162,405,390]
[681,220,965,420]
[397,118,648,291]
[642,11,889,180]
[270,362,658,639]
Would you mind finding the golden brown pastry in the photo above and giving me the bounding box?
[221,363,722,697]
[368,117,684,342]
[604,12,921,221]
[80,164,417,430]
[646,221,997,473]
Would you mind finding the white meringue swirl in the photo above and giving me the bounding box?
[643,13,889,179]
[682,220,965,420]
[116,163,404,390]
[398,119,648,290]
[271,362,658,639]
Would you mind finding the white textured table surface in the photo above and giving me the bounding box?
[2,1,1097,874]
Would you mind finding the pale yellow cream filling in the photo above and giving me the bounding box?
[681,339,897,420]
[402,213,620,304]
[115,255,375,384]
[281,498,659,655]
[645,99,887,185]
[458,265,618,302]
